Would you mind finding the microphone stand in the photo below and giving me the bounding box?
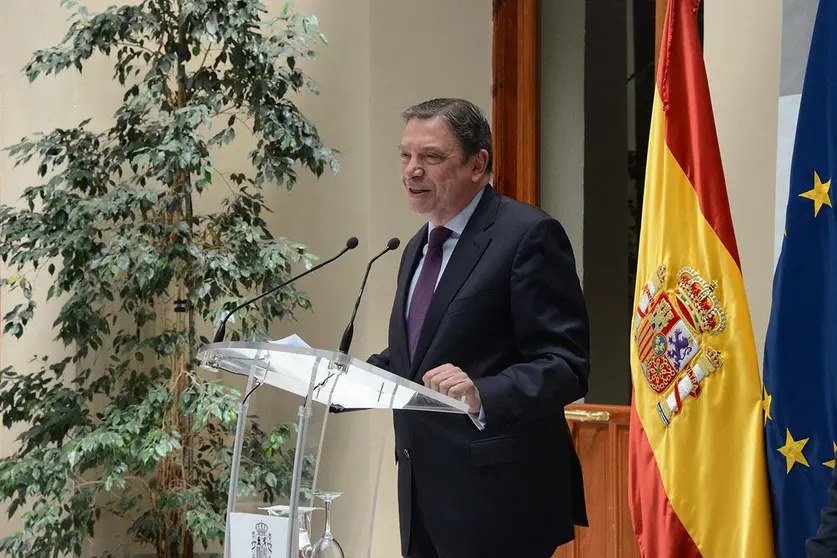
[212,237,359,344]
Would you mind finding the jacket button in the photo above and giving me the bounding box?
[403,449,411,459]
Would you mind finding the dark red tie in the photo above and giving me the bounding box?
[407,226,452,359]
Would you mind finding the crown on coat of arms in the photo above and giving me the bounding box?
[674,266,726,335]
[255,521,269,535]
[651,264,666,292]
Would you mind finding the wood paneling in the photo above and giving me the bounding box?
[656,0,668,63]
[491,0,539,206]
[554,404,640,558]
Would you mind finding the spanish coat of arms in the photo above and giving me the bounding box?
[633,265,726,427]
[251,520,272,558]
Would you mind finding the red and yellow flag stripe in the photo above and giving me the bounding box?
[628,1,773,557]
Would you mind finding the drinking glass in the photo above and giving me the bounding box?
[311,492,345,558]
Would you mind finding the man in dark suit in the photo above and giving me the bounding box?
[367,98,591,558]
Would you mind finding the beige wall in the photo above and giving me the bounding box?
[705,0,783,360]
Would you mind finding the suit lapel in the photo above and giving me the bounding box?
[393,225,428,377]
[409,187,500,378]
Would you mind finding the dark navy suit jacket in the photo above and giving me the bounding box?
[368,186,590,558]
[808,455,837,557]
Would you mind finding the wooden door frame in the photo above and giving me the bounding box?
[491,0,539,206]
[491,0,668,207]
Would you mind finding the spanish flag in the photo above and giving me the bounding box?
[627,1,774,557]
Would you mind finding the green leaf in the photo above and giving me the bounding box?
[132,153,150,168]
[265,472,277,488]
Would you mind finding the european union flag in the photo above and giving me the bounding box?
[764,2,837,556]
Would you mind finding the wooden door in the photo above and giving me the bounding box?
[491,0,539,206]
[553,404,640,558]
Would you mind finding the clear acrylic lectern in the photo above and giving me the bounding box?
[197,341,468,558]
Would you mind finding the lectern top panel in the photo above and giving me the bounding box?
[197,342,469,414]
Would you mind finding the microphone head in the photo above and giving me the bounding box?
[212,323,226,343]
[346,237,359,249]
[387,237,401,250]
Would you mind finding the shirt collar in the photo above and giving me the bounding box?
[427,186,486,240]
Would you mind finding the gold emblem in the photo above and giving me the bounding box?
[633,265,725,427]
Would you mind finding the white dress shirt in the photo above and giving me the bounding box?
[406,186,487,430]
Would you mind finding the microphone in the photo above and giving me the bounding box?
[337,237,401,356]
[212,236,359,343]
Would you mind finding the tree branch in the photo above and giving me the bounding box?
[115,42,157,56]
[232,115,254,134]
[209,164,238,196]
[197,44,212,74]
[124,475,152,495]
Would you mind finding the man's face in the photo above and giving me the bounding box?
[399,117,484,225]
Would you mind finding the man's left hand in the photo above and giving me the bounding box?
[423,364,481,413]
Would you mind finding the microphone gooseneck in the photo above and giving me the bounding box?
[212,236,359,343]
[337,238,401,356]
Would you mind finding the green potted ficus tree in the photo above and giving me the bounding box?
[0,0,336,556]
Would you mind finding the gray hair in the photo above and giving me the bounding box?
[401,98,493,173]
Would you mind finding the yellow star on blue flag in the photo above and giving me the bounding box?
[799,171,832,217]
[763,2,837,556]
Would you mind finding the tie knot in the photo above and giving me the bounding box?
[428,226,452,249]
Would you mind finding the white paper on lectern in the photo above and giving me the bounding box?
[270,333,311,348]
[229,512,289,558]
[266,335,406,407]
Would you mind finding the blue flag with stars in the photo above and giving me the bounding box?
[763,1,837,556]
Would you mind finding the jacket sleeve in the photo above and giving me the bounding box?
[472,216,590,427]
[807,451,837,557]
[367,347,392,372]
